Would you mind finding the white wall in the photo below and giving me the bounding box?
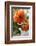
[0,0,36,46]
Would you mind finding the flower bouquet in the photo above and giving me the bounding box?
[13,9,29,36]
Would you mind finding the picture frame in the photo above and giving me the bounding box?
[5,1,35,44]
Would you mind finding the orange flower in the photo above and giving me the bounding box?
[13,9,25,24]
[21,23,29,31]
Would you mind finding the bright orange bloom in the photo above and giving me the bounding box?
[21,24,29,31]
[13,9,25,24]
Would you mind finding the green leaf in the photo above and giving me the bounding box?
[26,16,29,19]
[13,22,21,35]
[16,29,21,34]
